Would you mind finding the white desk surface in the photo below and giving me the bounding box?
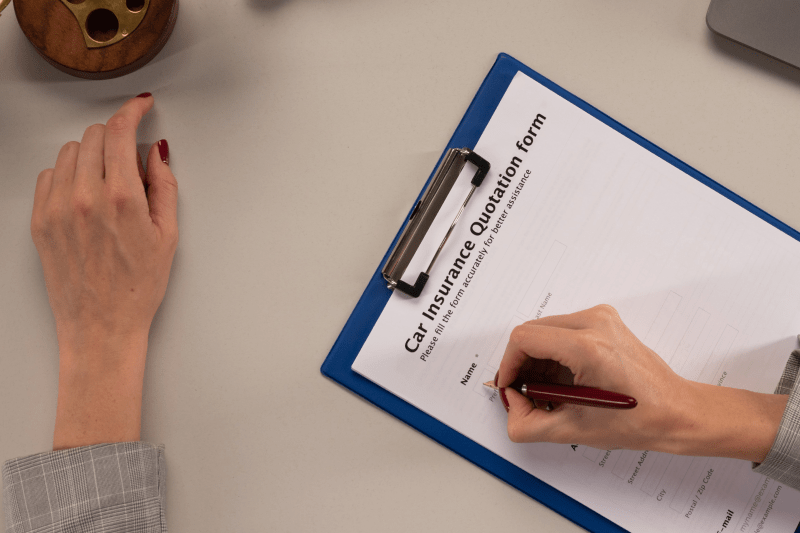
[2,1,800,531]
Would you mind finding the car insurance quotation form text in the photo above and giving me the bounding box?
[353,72,800,533]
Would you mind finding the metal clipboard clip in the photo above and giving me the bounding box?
[382,148,490,298]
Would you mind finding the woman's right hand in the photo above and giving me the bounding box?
[496,304,787,462]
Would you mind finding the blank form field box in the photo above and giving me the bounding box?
[488,316,526,370]
[517,241,567,318]
[583,447,601,462]
[672,308,711,374]
[641,452,672,496]
[697,325,738,384]
[655,455,698,512]
[669,456,708,513]
[643,291,682,348]
[612,450,637,480]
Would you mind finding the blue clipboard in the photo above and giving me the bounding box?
[321,53,800,533]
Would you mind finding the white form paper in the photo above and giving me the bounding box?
[353,72,800,533]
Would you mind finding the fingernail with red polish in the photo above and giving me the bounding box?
[158,139,169,165]
[494,371,499,388]
[499,388,510,413]
[137,92,152,98]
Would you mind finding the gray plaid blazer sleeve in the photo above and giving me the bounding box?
[2,442,166,533]
[753,349,800,490]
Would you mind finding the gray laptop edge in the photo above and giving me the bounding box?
[707,0,800,69]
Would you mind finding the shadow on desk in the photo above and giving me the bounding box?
[248,0,294,12]
[706,31,800,88]
[8,14,239,104]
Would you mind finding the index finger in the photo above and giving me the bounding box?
[104,94,154,189]
[497,323,578,388]
[526,306,611,330]
[498,307,602,388]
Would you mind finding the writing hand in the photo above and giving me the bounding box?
[497,305,786,462]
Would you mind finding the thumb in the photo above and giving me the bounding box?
[505,388,543,443]
[145,139,178,230]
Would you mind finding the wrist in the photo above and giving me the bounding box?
[57,323,149,368]
[54,330,150,450]
[657,381,787,462]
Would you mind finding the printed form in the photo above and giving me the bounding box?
[353,72,800,533]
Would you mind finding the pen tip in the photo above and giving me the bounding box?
[483,381,499,390]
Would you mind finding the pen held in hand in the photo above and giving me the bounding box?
[483,381,637,409]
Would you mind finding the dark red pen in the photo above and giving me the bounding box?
[483,381,637,409]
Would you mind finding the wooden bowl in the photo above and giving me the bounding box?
[14,0,178,79]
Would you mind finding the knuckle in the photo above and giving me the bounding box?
[165,175,178,192]
[70,193,94,217]
[107,186,133,211]
[508,325,529,347]
[60,141,80,156]
[594,304,620,322]
[156,173,179,196]
[105,114,131,134]
[37,168,53,182]
[39,204,66,235]
[85,123,106,137]
[112,192,132,211]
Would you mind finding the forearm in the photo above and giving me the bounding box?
[54,333,148,450]
[660,382,787,463]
